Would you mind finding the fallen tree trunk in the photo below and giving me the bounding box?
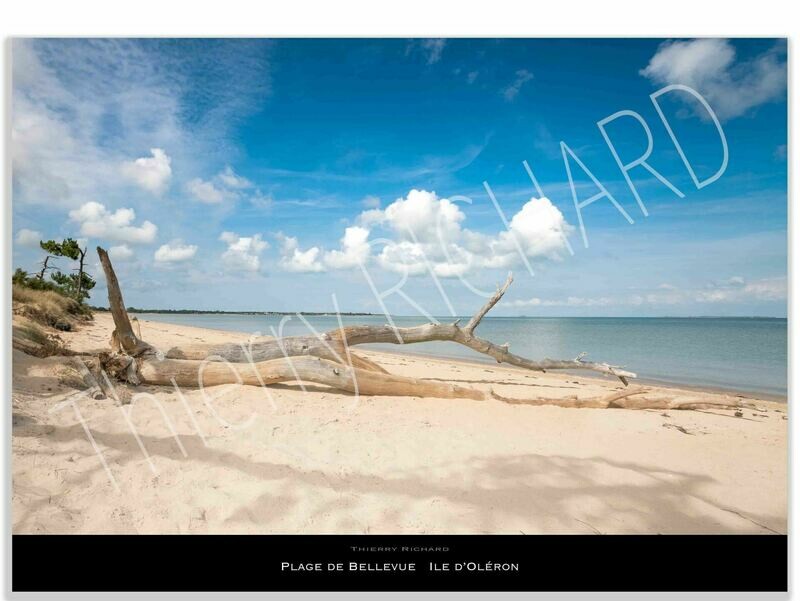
[94,246,756,411]
[164,274,635,384]
[122,353,757,411]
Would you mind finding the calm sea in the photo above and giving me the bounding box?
[134,313,788,398]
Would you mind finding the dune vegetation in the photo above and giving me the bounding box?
[12,284,92,357]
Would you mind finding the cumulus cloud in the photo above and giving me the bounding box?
[109,244,134,261]
[274,226,370,273]
[15,228,42,247]
[154,240,198,263]
[276,233,324,273]
[374,189,464,240]
[366,189,571,277]
[219,231,268,272]
[641,38,787,120]
[495,197,574,262]
[121,148,172,195]
[323,226,370,269]
[502,69,534,102]
[68,201,157,244]
[275,189,572,278]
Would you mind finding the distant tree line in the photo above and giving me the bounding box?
[89,306,377,316]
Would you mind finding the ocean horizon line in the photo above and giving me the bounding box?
[94,307,787,320]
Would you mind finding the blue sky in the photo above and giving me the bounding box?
[12,38,787,317]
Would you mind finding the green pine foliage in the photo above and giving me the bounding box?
[16,237,97,303]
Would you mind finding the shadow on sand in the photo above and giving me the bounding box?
[12,417,784,534]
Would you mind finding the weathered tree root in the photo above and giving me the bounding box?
[70,356,106,400]
[94,246,757,412]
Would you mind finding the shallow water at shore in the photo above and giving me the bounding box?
[133,313,787,398]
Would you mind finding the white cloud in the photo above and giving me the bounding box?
[275,189,572,277]
[641,39,786,120]
[217,165,252,189]
[12,39,270,211]
[276,233,324,273]
[154,240,198,263]
[186,178,230,204]
[366,189,571,277]
[323,226,370,269]
[109,244,134,261]
[15,228,42,247]
[68,201,157,244]
[219,231,268,272]
[12,41,108,207]
[273,226,371,273]
[502,69,534,102]
[121,148,172,195]
[365,189,470,277]
[12,40,182,209]
[467,71,479,84]
[379,189,465,241]
[495,197,574,261]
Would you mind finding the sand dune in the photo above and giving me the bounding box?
[12,313,787,534]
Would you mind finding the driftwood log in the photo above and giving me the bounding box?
[95,246,757,411]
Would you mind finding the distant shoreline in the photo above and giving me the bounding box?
[90,307,787,320]
[91,307,379,317]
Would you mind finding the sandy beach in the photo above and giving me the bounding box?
[12,312,787,534]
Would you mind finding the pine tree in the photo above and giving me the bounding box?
[37,238,96,302]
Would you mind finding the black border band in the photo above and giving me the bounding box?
[12,534,788,592]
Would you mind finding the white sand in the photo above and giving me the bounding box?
[12,313,787,534]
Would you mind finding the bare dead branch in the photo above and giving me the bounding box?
[164,273,635,384]
[464,272,513,335]
[96,247,151,356]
